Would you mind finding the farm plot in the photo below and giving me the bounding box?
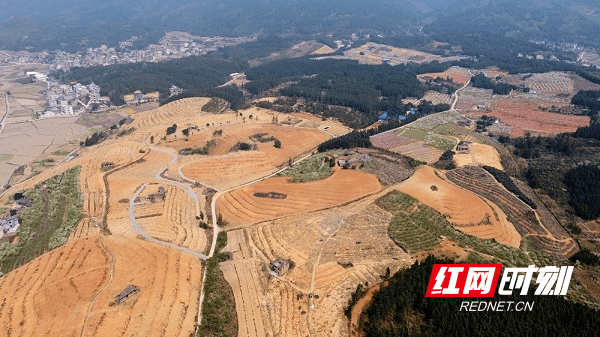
[453,143,504,170]
[469,100,590,136]
[130,97,210,130]
[377,191,531,267]
[231,197,412,336]
[369,131,415,149]
[325,42,467,66]
[0,235,109,337]
[180,125,329,190]
[220,230,266,337]
[523,72,576,94]
[403,91,453,106]
[391,141,445,164]
[418,67,472,85]
[169,123,328,157]
[408,110,463,131]
[395,166,520,248]
[446,166,577,260]
[82,235,203,337]
[134,185,207,254]
[218,169,381,227]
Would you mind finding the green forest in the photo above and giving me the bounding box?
[360,256,600,337]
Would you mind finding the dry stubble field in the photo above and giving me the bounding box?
[218,168,382,227]
[220,193,413,337]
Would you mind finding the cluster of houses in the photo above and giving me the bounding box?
[39,81,109,119]
[0,195,33,241]
[378,108,417,122]
[124,90,160,105]
[324,152,373,169]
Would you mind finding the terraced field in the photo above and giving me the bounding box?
[453,143,504,170]
[222,199,412,336]
[446,166,578,259]
[179,124,330,190]
[403,91,453,106]
[218,169,382,227]
[395,166,520,248]
[134,185,207,254]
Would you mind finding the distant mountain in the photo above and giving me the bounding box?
[0,0,428,52]
[0,0,598,52]
[425,0,600,48]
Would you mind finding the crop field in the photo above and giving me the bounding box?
[446,166,578,260]
[395,166,520,248]
[170,123,328,156]
[218,169,381,227]
[317,42,468,66]
[276,152,334,182]
[84,235,203,337]
[221,195,412,336]
[377,191,532,267]
[370,131,415,149]
[134,185,207,254]
[469,100,590,136]
[0,235,109,336]
[179,125,330,190]
[408,110,463,131]
[370,125,452,164]
[418,67,472,85]
[390,141,445,164]
[403,90,453,106]
[453,143,504,170]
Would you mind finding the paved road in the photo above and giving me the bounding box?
[450,70,473,111]
[0,92,9,135]
[129,183,208,260]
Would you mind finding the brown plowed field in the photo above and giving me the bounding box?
[170,123,328,156]
[180,126,329,190]
[418,67,472,85]
[0,235,108,337]
[218,169,382,227]
[469,100,589,136]
[395,166,521,248]
[453,143,504,170]
[227,198,412,336]
[81,235,203,337]
[134,185,207,253]
[447,166,578,259]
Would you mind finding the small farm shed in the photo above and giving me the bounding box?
[116,285,139,303]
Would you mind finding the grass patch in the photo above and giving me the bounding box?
[201,97,229,113]
[0,166,83,273]
[52,150,70,156]
[378,191,530,267]
[425,135,456,150]
[197,231,238,337]
[400,128,428,141]
[0,154,14,162]
[277,152,334,183]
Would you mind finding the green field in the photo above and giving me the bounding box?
[0,166,83,273]
[52,150,71,156]
[197,231,238,337]
[425,135,457,150]
[277,152,334,183]
[0,154,14,162]
[378,191,531,267]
